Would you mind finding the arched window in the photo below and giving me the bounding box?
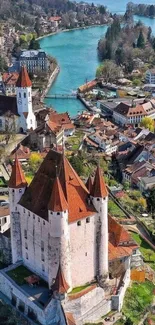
[24,93,26,98]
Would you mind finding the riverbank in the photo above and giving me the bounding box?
[40,65,60,103]
[37,23,111,41]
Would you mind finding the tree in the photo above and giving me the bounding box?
[96,60,121,83]
[69,155,84,176]
[138,197,147,212]
[125,318,133,325]
[99,5,106,15]
[147,26,152,41]
[149,5,155,17]
[29,153,43,174]
[123,181,130,191]
[140,117,154,132]
[137,30,145,49]
[0,55,7,71]
[29,37,40,50]
[147,187,155,215]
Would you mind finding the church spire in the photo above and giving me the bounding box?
[9,156,27,189]
[91,166,108,198]
[16,66,32,88]
[48,176,68,212]
[52,265,69,294]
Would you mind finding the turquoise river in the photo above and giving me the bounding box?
[39,0,155,116]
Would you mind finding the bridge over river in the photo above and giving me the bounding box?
[45,94,77,99]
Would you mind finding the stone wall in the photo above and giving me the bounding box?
[0,232,11,264]
[63,286,111,324]
[0,264,66,325]
[112,267,130,312]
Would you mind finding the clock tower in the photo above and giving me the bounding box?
[16,66,36,131]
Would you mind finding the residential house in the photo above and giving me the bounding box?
[145,69,155,84]
[49,16,61,29]
[88,129,119,154]
[139,176,155,193]
[2,72,19,96]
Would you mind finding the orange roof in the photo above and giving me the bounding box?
[48,177,68,211]
[86,176,93,192]
[52,266,69,294]
[108,215,132,246]
[19,150,96,222]
[108,241,133,261]
[48,112,75,131]
[91,166,108,198]
[65,313,76,325]
[9,157,27,189]
[2,72,19,86]
[49,16,61,22]
[16,66,32,88]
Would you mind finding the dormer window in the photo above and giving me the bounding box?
[57,212,60,215]
[77,220,81,226]
[19,189,22,193]
[97,198,100,201]
[86,217,90,223]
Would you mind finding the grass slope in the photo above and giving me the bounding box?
[131,233,155,270]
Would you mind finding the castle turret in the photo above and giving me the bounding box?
[9,157,27,263]
[48,177,72,291]
[86,175,93,193]
[52,265,69,295]
[16,66,36,131]
[91,166,108,279]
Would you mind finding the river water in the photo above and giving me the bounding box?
[39,0,155,116]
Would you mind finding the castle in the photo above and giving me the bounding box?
[0,66,36,133]
[0,150,141,325]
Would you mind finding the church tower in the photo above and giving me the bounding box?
[91,166,109,279]
[9,157,27,264]
[16,66,36,131]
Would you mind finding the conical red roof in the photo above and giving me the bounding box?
[9,157,27,189]
[48,176,68,211]
[16,66,32,88]
[91,166,108,198]
[52,266,69,294]
[86,176,93,193]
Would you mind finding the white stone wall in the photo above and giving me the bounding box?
[69,215,96,288]
[0,214,10,233]
[63,286,111,324]
[0,266,66,325]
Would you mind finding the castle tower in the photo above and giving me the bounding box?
[52,265,69,296]
[16,66,36,131]
[91,166,108,278]
[48,176,72,290]
[9,157,27,264]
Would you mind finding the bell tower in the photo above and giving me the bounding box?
[16,66,36,131]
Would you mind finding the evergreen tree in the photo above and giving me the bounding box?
[149,5,155,17]
[147,26,152,41]
[137,30,145,49]
[29,37,40,50]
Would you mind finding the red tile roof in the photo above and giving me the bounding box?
[49,16,61,22]
[91,166,108,198]
[16,66,32,88]
[19,150,96,222]
[52,266,69,294]
[48,112,75,131]
[65,313,76,325]
[9,157,27,189]
[2,72,19,86]
[108,215,132,246]
[48,177,68,211]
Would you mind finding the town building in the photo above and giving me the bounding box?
[145,69,155,84]
[19,50,49,74]
[0,66,36,132]
[49,16,62,29]
[2,72,19,96]
[0,149,141,324]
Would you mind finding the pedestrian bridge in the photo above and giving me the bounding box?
[45,93,77,99]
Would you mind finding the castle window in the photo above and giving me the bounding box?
[12,189,14,193]
[4,217,7,224]
[24,230,27,239]
[29,92,30,97]
[19,92,21,98]
[85,252,87,256]
[24,209,25,213]
[41,240,44,252]
[77,221,81,226]
[19,189,22,193]
[38,218,40,222]
[97,198,100,201]
[43,221,45,225]
[26,252,28,260]
[33,215,35,220]
[42,264,45,272]
[41,254,44,262]
[25,242,28,250]
[57,212,60,215]
[28,212,30,216]
[24,93,26,98]
[30,120,32,125]
[86,217,90,223]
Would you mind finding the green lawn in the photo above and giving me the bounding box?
[131,233,155,270]
[122,281,155,324]
[7,265,32,286]
[70,284,90,294]
[108,199,126,218]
